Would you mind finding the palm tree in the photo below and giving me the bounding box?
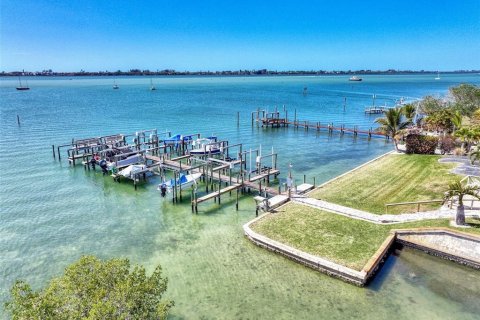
[444,180,480,225]
[455,127,473,153]
[402,104,416,122]
[470,147,480,165]
[451,110,462,132]
[375,108,411,151]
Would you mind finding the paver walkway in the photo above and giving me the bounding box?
[439,156,480,177]
[293,196,479,224]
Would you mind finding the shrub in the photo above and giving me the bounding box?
[439,135,457,155]
[405,134,439,154]
[5,256,173,319]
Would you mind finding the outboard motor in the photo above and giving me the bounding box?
[160,184,167,197]
[89,157,97,170]
[99,159,108,175]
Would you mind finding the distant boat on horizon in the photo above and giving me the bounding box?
[349,76,362,81]
[150,78,156,91]
[435,72,441,80]
[16,76,30,91]
[113,79,119,89]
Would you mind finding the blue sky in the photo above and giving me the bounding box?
[1,0,479,71]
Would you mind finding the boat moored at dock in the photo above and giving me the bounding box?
[190,137,222,156]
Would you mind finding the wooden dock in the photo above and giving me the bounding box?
[364,106,392,114]
[145,152,283,212]
[55,129,317,216]
[252,108,388,139]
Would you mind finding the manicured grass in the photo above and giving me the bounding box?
[309,154,458,214]
[251,203,480,271]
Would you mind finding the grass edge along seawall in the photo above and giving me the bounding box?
[246,204,480,286]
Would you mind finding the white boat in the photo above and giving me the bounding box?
[158,172,203,192]
[150,78,156,91]
[435,72,440,80]
[117,164,147,179]
[107,154,143,170]
[113,79,119,89]
[349,76,362,81]
[190,137,221,155]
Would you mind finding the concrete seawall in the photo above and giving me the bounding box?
[245,215,480,286]
[394,228,480,269]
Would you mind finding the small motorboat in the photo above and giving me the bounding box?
[190,137,221,156]
[117,164,147,179]
[163,134,183,146]
[158,172,203,193]
[107,154,143,170]
[349,76,362,81]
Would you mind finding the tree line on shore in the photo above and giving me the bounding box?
[3,69,480,77]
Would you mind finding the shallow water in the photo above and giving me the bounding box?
[1,74,479,319]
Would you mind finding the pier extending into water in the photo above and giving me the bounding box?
[251,108,390,139]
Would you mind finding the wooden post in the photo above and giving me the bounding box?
[205,164,209,192]
[179,174,183,202]
[173,172,177,203]
[236,188,239,210]
[313,177,316,187]
[237,111,240,127]
[17,115,20,126]
[303,174,306,183]
[52,145,56,158]
[294,109,297,123]
[218,170,221,204]
[210,163,214,191]
[343,97,346,112]
[191,189,195,213]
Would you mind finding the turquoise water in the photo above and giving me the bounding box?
[1,74,480,319]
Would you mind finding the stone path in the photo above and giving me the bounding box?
[439,156,480,177]
[293,196,479,224]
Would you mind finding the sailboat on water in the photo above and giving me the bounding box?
[435,72,441,80]
[113,79,119,89]
[16,76,30,91]
[150,78,156,91]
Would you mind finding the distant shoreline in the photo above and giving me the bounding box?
[3,69,480,77]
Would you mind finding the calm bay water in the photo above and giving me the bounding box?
[1,74,479,319]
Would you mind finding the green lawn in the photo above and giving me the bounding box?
[251,203,480,271]
[309,154,458,214]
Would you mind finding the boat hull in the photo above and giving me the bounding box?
[158,173,203,191]
[190,149,221,155]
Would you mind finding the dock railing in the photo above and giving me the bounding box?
[384,199,446,214]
